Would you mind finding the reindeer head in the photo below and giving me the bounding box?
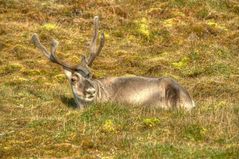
[31,16,105,107]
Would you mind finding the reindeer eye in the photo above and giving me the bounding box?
[71,76,78,83]
[71,78,76,83]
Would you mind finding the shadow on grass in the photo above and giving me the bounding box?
[60,96,78,109]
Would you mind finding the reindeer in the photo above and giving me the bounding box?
[32,16,195,110]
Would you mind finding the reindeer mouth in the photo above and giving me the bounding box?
[84,93,95,101]
[75,94,95,102]
[73,87,95,102]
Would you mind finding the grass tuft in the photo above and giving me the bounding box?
[0,0,239,158]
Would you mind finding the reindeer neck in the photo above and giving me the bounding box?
[92,79,110,102]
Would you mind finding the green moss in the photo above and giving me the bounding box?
[196,8,209,19]
[169,0,187,7]
[54,74,66,82]
[172,57,190,70]
[183,124,207,141]
[143,118,160,128]
[10,45,30,60]
[207,0,230,11]
[181,66,205,77]
[207,63,232,76]
[21,69,42,76]
[0,63,24,75]
[1,0,239,158]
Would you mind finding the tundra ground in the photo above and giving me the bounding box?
[0,0,239,158]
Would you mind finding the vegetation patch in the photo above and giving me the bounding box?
[0,0,238,158]
[143,118,160,128]
[41,23,58,31]
[102,119,117,133]
[0,63,24,75]
[183,124,207,141]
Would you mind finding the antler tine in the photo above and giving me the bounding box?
[87,16,105,67]
[32,33,75,71]
[90,16,99,54]
[87,33,105,66]
[32,33,51,59]
[50,39,59,56]
[49,39,76,71]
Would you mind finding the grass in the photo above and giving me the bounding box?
[0,0,239,158]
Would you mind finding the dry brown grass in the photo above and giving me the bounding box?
[0,0,239,158]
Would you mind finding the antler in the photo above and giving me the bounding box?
[32,16,105,70]
[87,16,105,67]
[31,33,76,71]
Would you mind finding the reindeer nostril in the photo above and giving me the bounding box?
[86,88,96,94]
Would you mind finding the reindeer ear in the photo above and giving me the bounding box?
[63,69,72,81]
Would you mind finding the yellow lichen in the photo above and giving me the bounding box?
[104,32,110,39]
[143,118,160,128]
[163,18,176,28]
[172,10,186,17]
[206,20,228,31]
[102,119,116,133]
[135,17,150,38]
[172,57,190,69]
[41,23,58,31]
